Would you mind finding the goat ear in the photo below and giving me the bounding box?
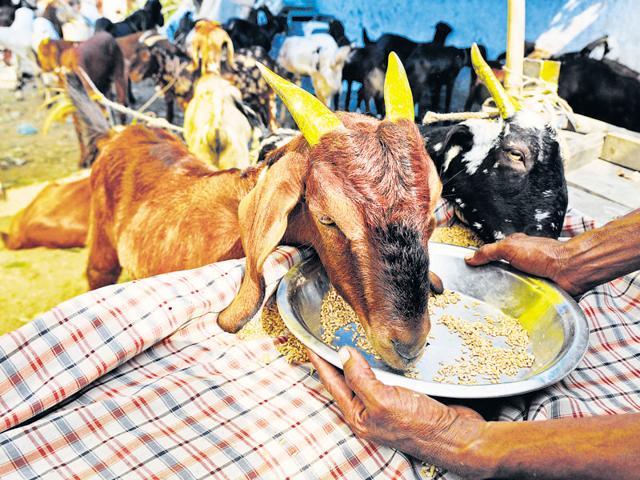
[217,152,308,333]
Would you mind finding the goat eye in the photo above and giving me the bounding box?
[506,149,524,163]
[318,215,335,226]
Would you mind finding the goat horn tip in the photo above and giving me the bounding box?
[384,51,414,123]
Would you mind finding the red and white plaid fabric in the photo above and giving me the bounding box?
[1,204,638,479]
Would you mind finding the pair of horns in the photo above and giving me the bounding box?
[257,52,414,146]
[470,43,521,119]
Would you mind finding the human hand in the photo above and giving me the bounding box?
[308,346,490,478]
[463,233,580,294]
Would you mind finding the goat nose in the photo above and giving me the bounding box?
[392,339,424,362]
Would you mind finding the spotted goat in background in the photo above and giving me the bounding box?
[420,45,568,243]
[219,45,286,130]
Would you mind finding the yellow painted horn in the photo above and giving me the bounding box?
[471,43,520,119]
[257,62,343,146]
[384,52,415,122]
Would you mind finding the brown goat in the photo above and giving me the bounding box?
[38,34,127,102]
[38,33,128,167]
[37,38,78,74]
[2,177,90,250]
[74,54,442,370]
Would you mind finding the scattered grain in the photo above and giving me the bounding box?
[431,224,483,248]
[320,287,381,359]
[260,298,309,364]
[237,315,266,340]
[420,463,438,479]
[428,289,462,311]
[434,312,534,384]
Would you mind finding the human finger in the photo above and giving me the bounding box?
[464,242,509,266]
[340,347,386,405]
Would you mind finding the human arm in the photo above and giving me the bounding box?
[465,209,640,295]
[309,346,640,479]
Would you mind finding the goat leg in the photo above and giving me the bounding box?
[267,92,278,130]
[127,79,136,104]
[356,88,364,113]
[86,218,122,290]
[444,79,455,113]
[431,83,442,113]
[344,80,352,112]
[165,96,175,124]
[71,113,89,168]
[112,49,128,124]
[374,95,384,117]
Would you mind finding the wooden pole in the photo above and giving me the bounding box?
[505,0,525,97]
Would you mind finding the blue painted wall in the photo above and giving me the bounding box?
[312,0,640,71]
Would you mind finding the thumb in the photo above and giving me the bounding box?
[464,243,506,267]
[339,347,382,403]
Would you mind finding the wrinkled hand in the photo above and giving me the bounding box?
[308,346,488,477]
[464,233,580,294]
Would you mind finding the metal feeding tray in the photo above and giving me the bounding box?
[276,243,589,399]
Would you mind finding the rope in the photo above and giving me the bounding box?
[76,68,184,133]
[422,110,499,124]
[484,66,577,126]
[422,68,576,127]
[135,65,184,115]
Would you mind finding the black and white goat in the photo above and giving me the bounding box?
[421,111,567,241]
[421,45,568,242]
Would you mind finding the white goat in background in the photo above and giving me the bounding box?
[0,8,36,94]
[277,33,350,107]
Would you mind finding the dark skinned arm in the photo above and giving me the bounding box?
[465,209,640,295]
[309,210,640,477]
[309,347,640,479]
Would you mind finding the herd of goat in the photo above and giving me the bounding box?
[1,1,639,130]
[0,1,635,360]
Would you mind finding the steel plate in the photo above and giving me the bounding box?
[276,243,590,399]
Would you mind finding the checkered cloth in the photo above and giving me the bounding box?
[1,205,638,479]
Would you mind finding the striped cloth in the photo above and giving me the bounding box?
[1,205,638,479]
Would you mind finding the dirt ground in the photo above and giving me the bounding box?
[0,79,163,335]
[0,84,80,188]
[0,83,83,334]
